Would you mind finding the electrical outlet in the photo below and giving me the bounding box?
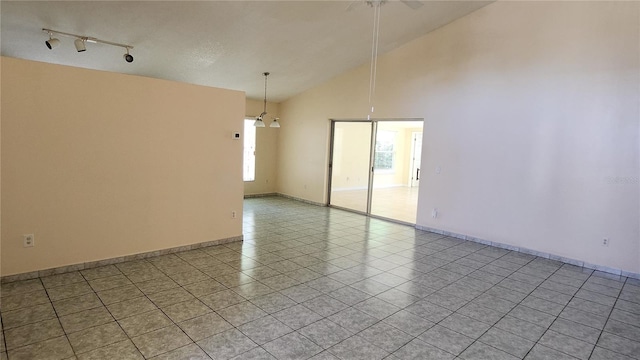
[232,211,236,219]
[23,234,35,247]
[602,238,609,247]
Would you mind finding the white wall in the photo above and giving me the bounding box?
[278,1,640,273]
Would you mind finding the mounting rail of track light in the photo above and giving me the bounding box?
[42,28,135,63]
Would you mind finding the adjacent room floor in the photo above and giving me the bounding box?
[0,196,638,360]
[330,186,419,224]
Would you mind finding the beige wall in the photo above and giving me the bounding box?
[0,56,3,278]
[244,99,279,196]
[331,122,372,190]
[278,1,640,273]
[1,57,245,276]
[331,123,421,189]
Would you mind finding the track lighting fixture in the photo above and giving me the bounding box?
[45,32,60,49]
[123,48,134,63]
[74,38,86,52]
[42,28,134,63]
[253,72,281,128]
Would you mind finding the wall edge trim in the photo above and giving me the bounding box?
[275,193,327,207]
[244,193,279,199]
[415,225,640,281]
[1,235,243,283]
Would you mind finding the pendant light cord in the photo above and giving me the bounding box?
[263,74,268,115]
[368,2,382,119]
[261,72,269,118]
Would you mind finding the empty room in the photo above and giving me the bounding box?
[1,1,639,360]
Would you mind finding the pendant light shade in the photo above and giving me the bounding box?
[254,118,266,127]
[269,118,281,128]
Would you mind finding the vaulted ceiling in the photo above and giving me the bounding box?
[1,1,490,102]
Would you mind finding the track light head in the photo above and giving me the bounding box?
[74,38,86,52]
[123,49,134,63]
[45,37,60,50]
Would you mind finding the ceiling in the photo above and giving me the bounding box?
[1,0,490,102]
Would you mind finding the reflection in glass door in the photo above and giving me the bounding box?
[329,122,372,213]
[329,119,423,224]
[410,132,422,188]
[370,121,423,223]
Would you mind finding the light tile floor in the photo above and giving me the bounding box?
[331,186,419,224]
[1,196,639,360]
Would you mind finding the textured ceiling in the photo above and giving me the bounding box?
[1,0,490,102]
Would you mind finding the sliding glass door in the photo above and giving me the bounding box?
[329,121,372,213]
[370,121,423,223]
[328,119,423,223]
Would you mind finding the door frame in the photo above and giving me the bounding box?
[409,131,423,188]
[327,118,423,224]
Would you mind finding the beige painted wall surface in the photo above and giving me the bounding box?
[244,99,279,196]
[278,2,640,273]
[0,56,3,278]
[331,122,372,190]
[1,57,245,276]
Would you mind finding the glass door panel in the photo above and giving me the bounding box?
[329,122,372,213]
[370,121,423,223]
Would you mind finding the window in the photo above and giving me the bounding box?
[243,119,256,181]
[374,130,395,171]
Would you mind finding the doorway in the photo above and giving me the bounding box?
[410,131,422,188]
[328,119,424,224]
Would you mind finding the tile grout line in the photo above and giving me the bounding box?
[128,255,232,359]
[414,248,538,358]
[254,200,547,358]
[517,267,627,359]
[587,276,627,360]
[0,307,6,357]
[517,265,586,360]
[84,268,149,359]
[285,237,522,358]
[250,216,514,358]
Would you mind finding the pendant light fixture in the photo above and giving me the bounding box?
[253,72,269,127]
[367,0,383,120]
[254,72,278,128]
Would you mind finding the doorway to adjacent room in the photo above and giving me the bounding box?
[328,119,424,224]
